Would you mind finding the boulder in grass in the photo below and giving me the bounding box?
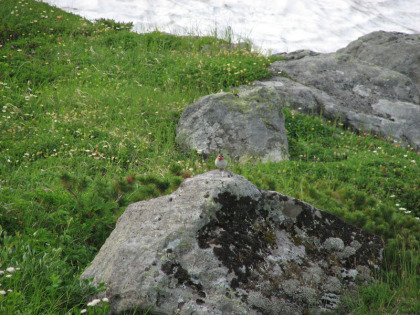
[176,86,289,162]
[81,171,383,314]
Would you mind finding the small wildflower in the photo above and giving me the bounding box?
[404,211,411,214]
[399,207,406,211]
[102,297,109,302]
[0,290,6,295]
[80,310,87,314]
[5,275,12,278]
[7,289,12,292]
[87,298,101,307]
[0,270,4,275]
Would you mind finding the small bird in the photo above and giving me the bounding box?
[215,153,227,171]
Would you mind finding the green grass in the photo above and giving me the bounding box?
[0,0,419,313]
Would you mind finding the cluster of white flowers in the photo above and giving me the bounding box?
[396,203,412,215]
[0,266,21,295]
[80,297,109,313]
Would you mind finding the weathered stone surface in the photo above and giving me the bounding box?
[338,31,420,89]
[269,53,419,111]
[274,49,320,60]
[81,171,383,314]
[261,31,420,149]
[176,86,289,162]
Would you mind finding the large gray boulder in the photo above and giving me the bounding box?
[176,86,289,162]
[81,171,383,314]
[263,31,420,149]
[338,31,420,89]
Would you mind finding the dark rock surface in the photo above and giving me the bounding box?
[176,86,289,162]
[81,171,383,314]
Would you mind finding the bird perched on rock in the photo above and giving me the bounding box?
[215,153,227,171]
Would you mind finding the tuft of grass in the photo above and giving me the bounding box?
[0,0,418,313]
[339,233,419,314]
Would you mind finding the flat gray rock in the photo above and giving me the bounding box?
[176,86,289,162]
[81,171,383,314]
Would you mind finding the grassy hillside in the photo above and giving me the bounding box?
[1,0,419,313]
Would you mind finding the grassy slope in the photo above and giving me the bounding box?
[0,0,419,313]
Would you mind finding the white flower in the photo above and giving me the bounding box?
[7,289,12,292]
[102,297,109,302]
[0,270,4,275]
[5,275,12,278]
[6,267,16,273]
[80,310,87,314]
[87,298,101,307]
[0,290,6,295]
[404,211,411,214]
[399,207,407,211]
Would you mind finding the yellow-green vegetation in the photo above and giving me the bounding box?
[0,0,418,314]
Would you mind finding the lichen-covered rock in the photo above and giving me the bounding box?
[81,171,383,314]
[176,86,289,162]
